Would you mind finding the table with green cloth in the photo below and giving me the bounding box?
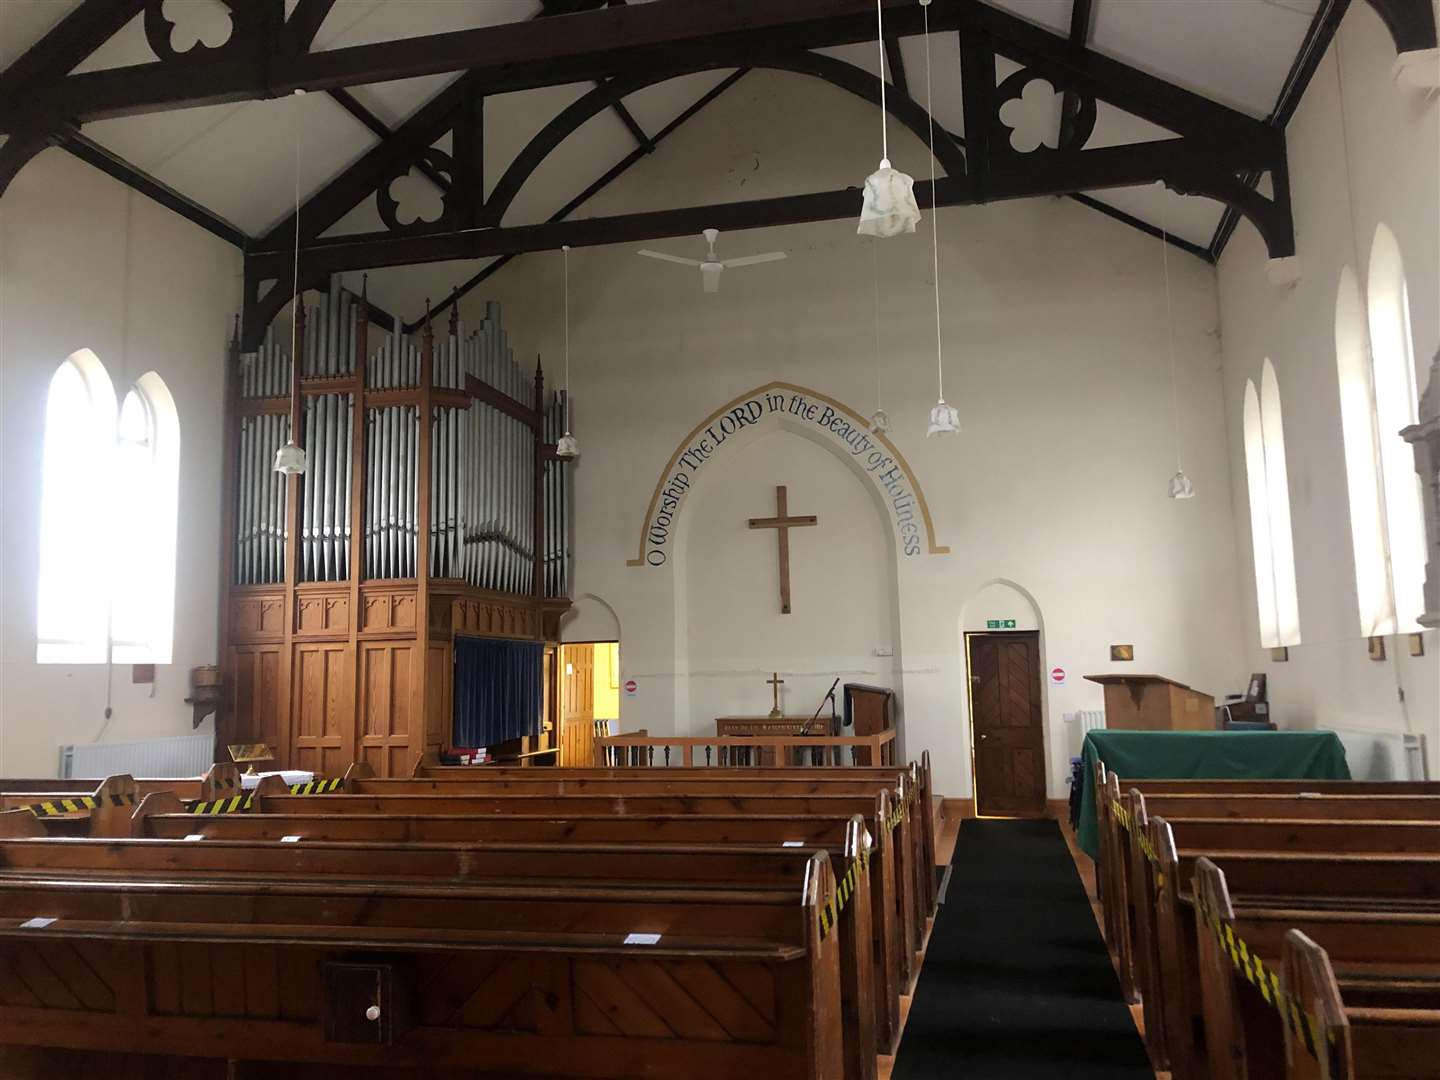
[1075,730,1351,858]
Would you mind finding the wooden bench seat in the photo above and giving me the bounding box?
[1192,857,1440,1080]
[1148,843,1440,1079]
[0,862,845,1079]
[1282,930,1440,1079]
[135,805,908,1052]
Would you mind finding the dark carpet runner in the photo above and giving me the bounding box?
[892,818,1155,1079]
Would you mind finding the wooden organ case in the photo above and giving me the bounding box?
[219,282,573,775]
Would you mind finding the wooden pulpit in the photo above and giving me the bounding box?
[1083,674,1216,731]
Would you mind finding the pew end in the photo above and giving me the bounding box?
[0,809,45,838]
[130,790,187,836]
[1282,930,1345,1080]
[89,775,140,838]
[200,761,242,801]
[344,760,376,785]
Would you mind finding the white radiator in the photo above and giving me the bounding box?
[1329,728,1429,781]
[1076,710,1106,736]
[59,733,214,779]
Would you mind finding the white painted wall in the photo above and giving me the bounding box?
[0,148,241,777]
[459,69,1250,798]
[1215,5,1440,779]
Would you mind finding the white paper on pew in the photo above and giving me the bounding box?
[184,834,205,841]
[280,835,302,843]
[20,917,56,929]
[624,933,662,945]
[241,770,314,790]
[782,841,805,847]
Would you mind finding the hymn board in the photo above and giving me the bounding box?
[219,282,574,776]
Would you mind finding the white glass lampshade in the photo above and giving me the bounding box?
[857,160,920,238]
[1168,469,1196,500]
[555,431,580,459]
[273,441,307,475]
[926,398,960,438]
[868,408,891,434]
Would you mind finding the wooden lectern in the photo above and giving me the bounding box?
[1083,674,1216,731]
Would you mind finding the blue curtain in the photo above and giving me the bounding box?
[453,636,543,748]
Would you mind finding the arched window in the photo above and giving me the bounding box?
[1335,224,1427,635]
[112,373,181,664]
[1242,361,1301,648]
[37,350,117,663]
[36,359,180,664]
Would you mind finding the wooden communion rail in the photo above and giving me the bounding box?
[593,730,898,768]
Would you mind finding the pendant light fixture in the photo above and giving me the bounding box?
[1158,186,1193,498]
[274,89,308,476]
[857,0,920,238]
[554,245,580,460]
[919,0,959,438]
[868,238,891,433]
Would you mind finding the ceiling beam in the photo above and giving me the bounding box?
[0,0,144,102]
[1057,0,1094,150]
[286,0,337,52]
[327,87,452,195]
[0,0,977,133]
[884,37,908,98]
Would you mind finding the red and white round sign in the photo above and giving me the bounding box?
[623,679,638,697]
[1049,667,1067,686]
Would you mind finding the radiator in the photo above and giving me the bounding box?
[1076,710,1106,736]
[59,733,215,779]
[1329,728,1429,781]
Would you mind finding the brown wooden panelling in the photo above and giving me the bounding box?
[360,641,414,777]
[292,642,354,777]
[226,645,284,752]
[229,592,285,641]
[294,590,349,636]
[361,589,418,634]
[425,642,452,755]
[453,596,541,639]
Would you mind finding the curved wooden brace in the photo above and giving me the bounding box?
[242,267,330,352]
[1363,0,1438,54]
[1170,169,1295,260]
[484,51,966,228]
[0,130,51,199]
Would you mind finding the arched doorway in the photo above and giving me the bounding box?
[557,595,622,765]
[962,581,1047,818]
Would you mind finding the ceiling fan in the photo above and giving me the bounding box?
[637,228,786,293]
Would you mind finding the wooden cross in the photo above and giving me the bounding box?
[748,485,817,614]
[767,672,784,719]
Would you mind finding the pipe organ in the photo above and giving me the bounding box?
[221,281,573,775]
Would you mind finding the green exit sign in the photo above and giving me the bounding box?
[986,619,1017,629]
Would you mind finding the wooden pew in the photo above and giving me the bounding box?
[402,754,939,911]
[346,770,936,922]
[1192,857,1440,1080]
[1152,839,1440,1080]
[0,763,246,809]
[135,802,909,1052]
[0,831,879,1080]
[0,860,846,1079]
[1124,795,1440,1071]
[1281,930,1440,1079]
[251,788,929,968]
[0,776,142,839]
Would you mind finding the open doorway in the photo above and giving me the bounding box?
[558,642,620,766]
[965,630,1046,817]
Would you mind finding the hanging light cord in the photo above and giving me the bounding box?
[875,0,889,163]
[872,238,883,410]
[922,0,944,400]
[563,245,572,412]
[1160,195,1183,473]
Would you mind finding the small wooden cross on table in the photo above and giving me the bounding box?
[748,485,817,614]
[766,671,784,719]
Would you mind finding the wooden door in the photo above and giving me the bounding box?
[968,632,1046,817]
[558,645,597,766]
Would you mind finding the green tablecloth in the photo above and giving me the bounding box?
[1075,730,1351,858]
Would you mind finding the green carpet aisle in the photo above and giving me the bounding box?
[892,818,1155,1079]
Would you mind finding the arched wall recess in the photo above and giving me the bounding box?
[627,381,950,568]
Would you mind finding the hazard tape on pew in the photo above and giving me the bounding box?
[1193,890,1331,1061]
[186,777,343,815]
[1109,799,1164,887]
[24,792,137,817]
[817,847,870,941]
[884,785,917,832]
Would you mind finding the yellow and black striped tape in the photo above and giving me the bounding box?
[187,794,254,815]
[25,791,136,817]
[884,785,917,831]
[1193,891,1330,1060]
[289,777,343,795]
[1109,798,1164,887]
[818,847,871,940]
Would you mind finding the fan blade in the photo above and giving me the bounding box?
[638,250,703,267]
[702,264,722,293]
[721,252,787,268]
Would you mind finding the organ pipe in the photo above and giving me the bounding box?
[231,281,573,596]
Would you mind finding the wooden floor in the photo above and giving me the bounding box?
[879,806,1162,1080]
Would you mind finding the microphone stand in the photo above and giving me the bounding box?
[811,678,841,765]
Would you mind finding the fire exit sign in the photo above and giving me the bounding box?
[986,619,1017,629]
